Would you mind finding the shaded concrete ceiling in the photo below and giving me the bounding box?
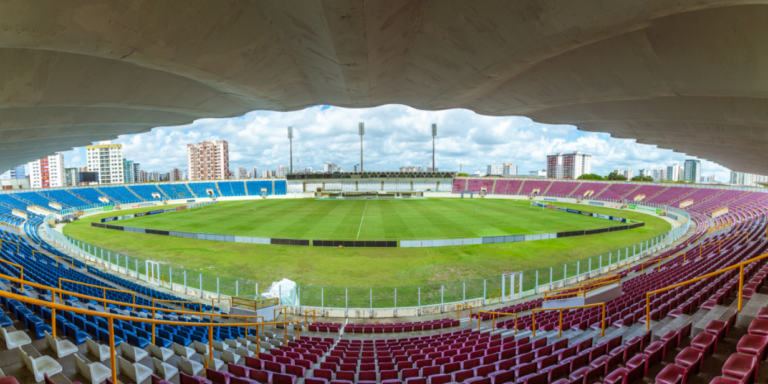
[1,0,767,173]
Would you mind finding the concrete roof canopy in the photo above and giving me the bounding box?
[1,0,766,173]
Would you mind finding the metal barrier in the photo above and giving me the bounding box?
[544,276,620,301]
[487,288,501,304]
[305,309,316,327]
[0,259,23,292]
[58,277,136,309]
[0,279,298,384]
[274,306,287,321]
[232,296,279,310]
[477,310,517,333]
[646,251,768,330]
[457,304,472,322]
[33,250,74,268]
[532,302,606,338]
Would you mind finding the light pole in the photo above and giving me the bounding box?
[432,123,437,172]
[287,126,293,174]
[359,122,365,172]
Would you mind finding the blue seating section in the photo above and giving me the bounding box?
[38,190,88,208]
[99,186,144,204]
[68,188,106,205]
[246,181,273,195]
[127,185,164,201]
[11,192,52,209]
[158,183,193,199]
[217,181,246,197]
[187,182,220,198]
[275,180,287,195]
[0,195,26,210]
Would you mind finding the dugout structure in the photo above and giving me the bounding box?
[461,191,473,198]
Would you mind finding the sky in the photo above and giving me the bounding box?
[59,104,731,182]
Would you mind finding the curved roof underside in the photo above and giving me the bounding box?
[2,1,768,173]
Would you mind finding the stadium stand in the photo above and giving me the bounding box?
[396,181,412,192]
[304,182,323,193]
[545,181,580,197]
[37,190,88,208]
[158,183,195,199]
[216,182,247,197]
[98,186,144,204]
[436,181,452,192]
[287,183,304,193]
[452,179,466,193]
[357,181,381,192]
[669,188,724,207]
[625,184,667,202]
[324,182,342,191]
[342,182,357,192]
[246,181,274,196]
[127,184,164,201]
[519,180,552,195]
[595,183,639,201]
[187,182,220,198]
[491,179,524,195]
[466,179,495,193]
[647,186,697,205]
[570,182,609,198]
[274,180,287,195]
[12,192,54,209]
[68,188,107,205]
[412,181,437,191]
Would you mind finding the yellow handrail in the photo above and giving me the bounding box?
[152,298,265,345]
[544,276,620,301]
[477,311,517,333]
[84,259,108,272]
[646,250,768,330]
[33,250,75,268]
[0,280,299,384]
[305,309,316,327]
[232,296,280,310]
[640,252,686,273]
[0,239,19,253]
[160,274,171,288]
[532,302,606,338]
[0,259,23,292]
[58,278,136,310]
[487,288,501,304]
[457,304,472,323]
[274,306,287,321]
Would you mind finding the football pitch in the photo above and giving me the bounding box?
[63,198,672,301]
[108,198,627,240]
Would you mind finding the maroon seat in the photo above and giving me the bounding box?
[691,332,717,357]
[305,379,327,384]
[487,370,514,384]
[181,372,213,384]
[722,353,758,383]
[207,369,235,384]
[709,377,746,384]
[737,334,768,363]
[249,370,273,384]
[757,307,768,321]
[464,378,490,384]
[381,370,398,382]
[568,365,601,384]
[231,378,259,384]
[749,318,768,337]
[625,354,649,376]
[336,371,354,382]
[603,363,643,384]
[655,364,688,384]
[313,369,333,381]
[675,347,704,375]
[706,313,737,342]
[405,378,427,384]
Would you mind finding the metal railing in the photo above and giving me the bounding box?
[543,275,621,301]
[532,302,606,338]
[476,311,517,332]
[58,278,136,309]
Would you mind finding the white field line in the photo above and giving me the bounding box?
[356,202,368,239]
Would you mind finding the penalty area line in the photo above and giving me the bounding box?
[356,202,368,239]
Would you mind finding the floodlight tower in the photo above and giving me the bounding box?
[431,123,437,172]
[288,126,293,174]
[359,122,365,172]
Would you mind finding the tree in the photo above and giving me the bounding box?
[631,175,654,182]
[606,172,627,181]
[457,172,469,177]
[577,173,604,180]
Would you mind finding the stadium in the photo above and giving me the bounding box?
[0,2,767,384]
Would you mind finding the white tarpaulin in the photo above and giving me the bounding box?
[263,278,298,305]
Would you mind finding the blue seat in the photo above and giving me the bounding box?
[128,333,149,349]
[22,313,43,330]
[98,328,123,347]
[154,335,172,348]
[29,320,52,340]
[172,333,191,347]
[0,315,11,328]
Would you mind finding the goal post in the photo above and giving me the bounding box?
[460,191,473,198]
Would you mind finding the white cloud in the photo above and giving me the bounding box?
[56,105,732,182]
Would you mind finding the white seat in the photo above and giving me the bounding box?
[237,337,251,347]
[148,343,174,362]
[192,340,208,355]
[120,341,148,362]
[213,339,229,352]
[236,346,254,358]
[179,356,204,376]
[204,353,225,370]
[172,342,195,359]
[221,350,241,365]
[86,338,110,362]
[74,353,111,384]
[1,327,31,349]
[248,343,264,354]
[19,347,62,383]
[118,356,152,384]
[152,357,179,381]
[45,331,78,358]
[224,339,241,350]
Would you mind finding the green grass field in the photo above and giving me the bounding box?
[62,198,672,307]
[112,199,627,240]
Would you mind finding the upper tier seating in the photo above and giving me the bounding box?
[545,181,579,197]
[247,181,274,195]
[492,179,523,195]
[98,186,144,204]
[68,188,107,205]
[466,179,494,193]
[127,184,164,201]
[188,182,220,198]
[519,180,551,195]
[625,185,667,201]
[158,183,194,199]
[596,184,638,201]
[38,190,88,208]
[647,187,696,205]
[569,183,608,198]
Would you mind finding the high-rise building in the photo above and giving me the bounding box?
[277,165,288,177]
[169,168,184,181]
[123,159,135,184]
[131,163,140,183]
[148,172,160,182]
[262,170,276,178]
[503,163,517,176]
[613,169,633,179]
[639,169,651,177]
[187,140,229,180]
[237,167,248,179]
[653,168,666,181]
[730,171,754,186]
[486,165,503,175]
[64,168,78,186]
[353,164,361,172]
[529,169,546,177]
[0,165,25,180]
[139,170,148,182]
[251,167,259,179]
[546,151,591,179]
[666,163,682,181]
[323,161,340,173]
[400,166,422,172]
[29,153,65,189]
[427,167,438,172]
[86,141,124,184]
[683,159,701,183]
